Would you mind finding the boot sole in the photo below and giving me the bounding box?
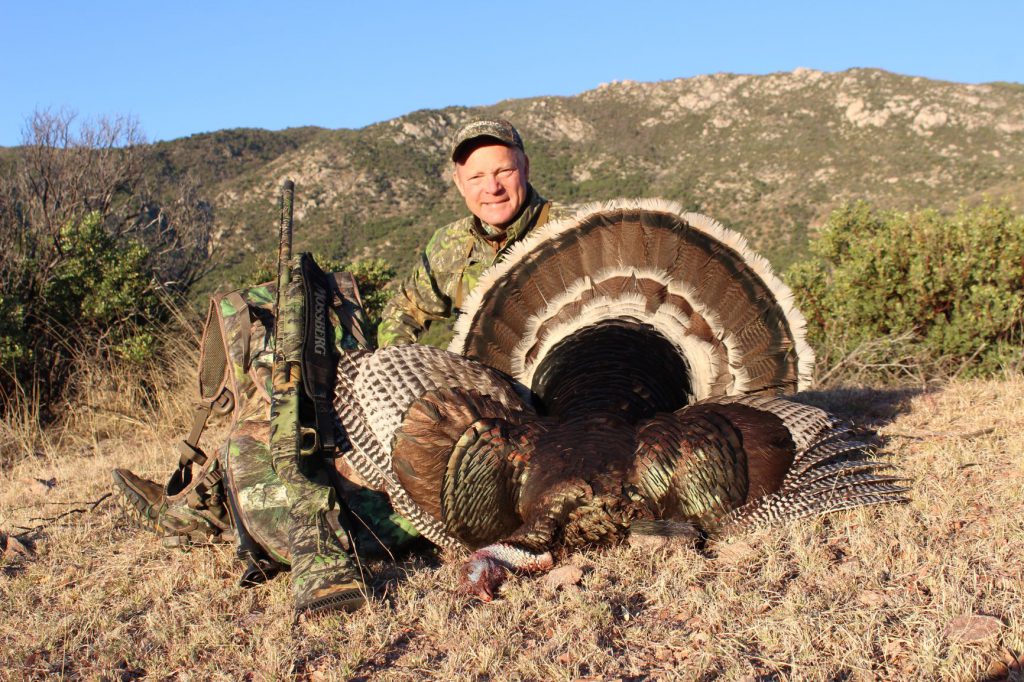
[295,587,368,618]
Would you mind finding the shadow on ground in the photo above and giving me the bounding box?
[793,383,932,429]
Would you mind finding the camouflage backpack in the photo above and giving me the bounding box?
[165,270,420,573]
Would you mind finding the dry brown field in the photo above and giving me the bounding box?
[2,372,1023,681]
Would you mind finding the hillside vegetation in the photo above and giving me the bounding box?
[134,68,1024,295]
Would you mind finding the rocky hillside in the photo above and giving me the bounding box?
[145,68,1024,294]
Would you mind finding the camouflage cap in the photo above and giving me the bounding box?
[450,119,524,162]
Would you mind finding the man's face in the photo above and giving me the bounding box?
[452,143,530,228]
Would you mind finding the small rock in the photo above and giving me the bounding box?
[628,533,673,552]
[944,614,1004,642]
[714,540,757,564]
[543,565,583,591]
[1,533,35,560]
[856,590,888,607]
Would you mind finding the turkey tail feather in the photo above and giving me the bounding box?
[450,200,814,420]
[720,417,909,532]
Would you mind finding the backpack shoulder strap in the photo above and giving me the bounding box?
[330,271,370,350]
[175,298,236,469]
[168,286,259,494]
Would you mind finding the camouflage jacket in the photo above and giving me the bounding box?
[377,186,573,347]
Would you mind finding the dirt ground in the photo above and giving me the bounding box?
[2,377,1022,681]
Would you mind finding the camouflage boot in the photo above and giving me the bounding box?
[287,496,369,616]
[112,467,233,547]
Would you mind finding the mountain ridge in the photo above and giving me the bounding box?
[136,67,1024,293]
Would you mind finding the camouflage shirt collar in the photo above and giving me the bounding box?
[471,185,547,246]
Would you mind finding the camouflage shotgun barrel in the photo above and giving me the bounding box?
[269,180,313,466]
[269,180,368,616]
[270,180,299,472]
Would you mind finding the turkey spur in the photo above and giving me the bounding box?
[334,200,907,601]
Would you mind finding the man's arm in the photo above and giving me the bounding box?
[377,249,453,348]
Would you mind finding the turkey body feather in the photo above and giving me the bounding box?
[334,344,532,549]
[333,200,907,600]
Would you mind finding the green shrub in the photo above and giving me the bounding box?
[47,213,162,357]
[1,212,166,413]
[0,111,212,422]
[785,201,1024,380]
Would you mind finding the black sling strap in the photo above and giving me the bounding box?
[299,253,339,453]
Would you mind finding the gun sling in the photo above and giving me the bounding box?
[300,253,341,454]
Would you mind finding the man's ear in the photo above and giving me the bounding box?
[521,153,530,182]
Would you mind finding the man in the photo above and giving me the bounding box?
[378,118,570,347]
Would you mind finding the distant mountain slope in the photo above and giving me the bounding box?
[145,68,1024,294]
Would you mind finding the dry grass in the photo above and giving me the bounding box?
[2,375,1023,681]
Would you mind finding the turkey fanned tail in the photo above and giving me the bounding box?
[450,199,817,411]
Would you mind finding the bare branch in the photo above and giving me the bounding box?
[1,108,213,419]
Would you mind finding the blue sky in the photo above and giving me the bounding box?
[1,1,1021,146]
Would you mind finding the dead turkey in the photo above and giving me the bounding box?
[334,199,906,600]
